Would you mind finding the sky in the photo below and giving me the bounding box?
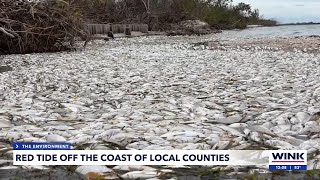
[232,0,320,23]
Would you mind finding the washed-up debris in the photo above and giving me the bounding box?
[0,31,320,178]
[0,66,13,73]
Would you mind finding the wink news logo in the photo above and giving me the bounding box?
[269,150,307,164]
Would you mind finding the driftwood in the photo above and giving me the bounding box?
[0,0,88,54]
[125,25,131,35]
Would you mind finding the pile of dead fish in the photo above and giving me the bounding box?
[1,33,320,179]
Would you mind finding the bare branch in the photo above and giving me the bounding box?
[140,0,149,13]
[0,27,15,38]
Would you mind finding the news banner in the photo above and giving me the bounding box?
[13,142,307,171]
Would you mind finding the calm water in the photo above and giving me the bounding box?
[220,24,320,38]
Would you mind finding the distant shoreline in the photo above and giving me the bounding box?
[276,23,320,26]
[246,22,320,29]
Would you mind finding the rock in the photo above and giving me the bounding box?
[179,20,209,30]
[167,20,218,36]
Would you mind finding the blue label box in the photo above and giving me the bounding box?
[14,142,72,150]
[269,165,307,171]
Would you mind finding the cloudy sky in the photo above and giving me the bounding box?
[232,0,320,23]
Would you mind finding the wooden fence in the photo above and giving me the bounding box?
[83,23,149,35]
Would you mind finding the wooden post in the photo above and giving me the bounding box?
[118,24,124,33]
[103,24,110,34]
[130,24,134,31]
[125,25,131,36]
[111,24,117,33]
[133,24,139,31]
[84,23,149,35]
[140,24,148,33]
[97,24,102,34]
[91,24,95,35]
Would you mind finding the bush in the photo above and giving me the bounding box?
[0,0,87,55]
[71,0,276,30]
[0,0,277,54]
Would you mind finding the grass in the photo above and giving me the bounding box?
[271,170,287,176]
[244,175,268,180]
[197,168,221,178]
[305,170,320,178]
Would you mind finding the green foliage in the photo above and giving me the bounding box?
[70,0,277,30]
[305,170,320,178]
[1,0,277,54]
[197,168,221,177]
[244,172,268,180]
[271,170,287,176]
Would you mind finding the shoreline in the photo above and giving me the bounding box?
[192,35,320,54]
[277,23,320,26]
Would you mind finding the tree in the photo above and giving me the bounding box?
[250,9,260,19]
[140,0,150,13]
[234,2,252,16]
[215,0,232,7]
